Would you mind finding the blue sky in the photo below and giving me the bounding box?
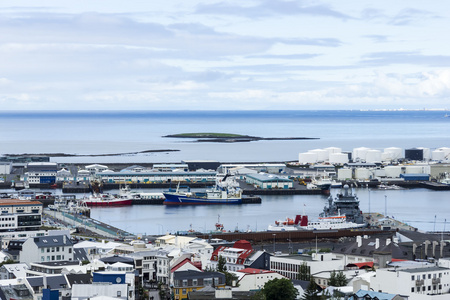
[0,0,449,110]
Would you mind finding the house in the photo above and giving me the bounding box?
[0,263,28,280]
[172,270,226,300]
[26,274,71,300]
[187,287,257,299]
[71,272,133,300]
[351,289,408,300]
[20,235,74,265]
[234,268,286,291]
[0,283,33,300]
[210,240,255,272]
[26,261,82,276]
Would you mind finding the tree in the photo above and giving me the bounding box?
[262,278,298,300]
[298,262,311,281]
[328,270,348,287]
[217,255,227,272]
[301,278,319,300]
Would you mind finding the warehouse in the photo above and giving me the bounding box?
[245,173,293,189]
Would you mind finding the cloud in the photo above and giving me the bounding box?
[362,35,388,43]
[388,8,438,26]
[360,52,450,67]
[195,0,354,20]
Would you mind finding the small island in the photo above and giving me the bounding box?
[163,133,319,143]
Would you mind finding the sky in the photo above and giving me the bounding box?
[0,0,449,111]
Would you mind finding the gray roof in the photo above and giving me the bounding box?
[33,261,79,267]
[173,270,225,281]
[66,273,92,286]
[0,284,33,300]
[33,235,72,248]
[73,248,89,261]
[26,275,68,289]
[399,266,447,273]
[100,255,134,265]
[246,173,292,182]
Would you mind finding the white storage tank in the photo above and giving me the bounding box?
[298,152,318,164]
[437,147,450,159]
[324,147,342,155]
[337,168,353,180]
[381,152,393,162]
[405,165,424,174]
[384,166,402,178]
[417,147,431,161]
[309,149,329,162]
[365,150,382,163]
[431,150,446,161]
[383,147,403,160]
[355,168,372,180]
[352,147,371,162]
[329,153,349,164]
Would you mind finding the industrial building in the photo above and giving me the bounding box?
[245,174,293,189]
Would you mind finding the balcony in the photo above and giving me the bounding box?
[432,278,441,284]
[415,279,424,286]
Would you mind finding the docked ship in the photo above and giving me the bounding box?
[268,213,365,231]
[320,184,364,224]
[268,184,366,231]
[163,174,242,205]
[82,193,133,207]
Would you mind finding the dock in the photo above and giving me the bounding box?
[420,181,450,191]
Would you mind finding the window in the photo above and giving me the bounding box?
[411,275,415,280]
[182,289,186,295]
[117,291,121,297]
[428,274,431,279]
[411,287,414,292]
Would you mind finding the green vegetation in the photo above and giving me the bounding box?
[166,132,251,138]
[328,270,348,287]
[261,278,299,300]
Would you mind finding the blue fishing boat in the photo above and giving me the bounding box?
[163,175,242,205]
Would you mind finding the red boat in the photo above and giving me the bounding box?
[82,193,132,207]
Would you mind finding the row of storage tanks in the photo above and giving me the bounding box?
[337,165,431,180]
[298,147,450,164]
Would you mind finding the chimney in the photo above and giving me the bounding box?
[441,241,446,258]
[386,238,391,246]
[375,238,380,249]
[424,240,431,257]
[357,236,362,248]
[63,235,66,244]
[432,241,439,258]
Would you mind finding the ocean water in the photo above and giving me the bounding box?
[1,110,449,233]
[0,110,449,163]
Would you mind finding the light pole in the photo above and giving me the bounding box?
[384,195,387,217]
[272,234,276,253]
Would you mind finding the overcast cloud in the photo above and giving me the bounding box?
[0,0,449,110]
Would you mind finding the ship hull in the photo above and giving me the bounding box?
[163,193,242,205]
[83,199,133,207]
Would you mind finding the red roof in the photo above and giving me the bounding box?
[238,268,275,274]
[233,240,252,250]
[171,258,202,273]
[210,245,254,265]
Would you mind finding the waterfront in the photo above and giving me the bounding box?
[87,187,449,235]
[1,110,449,235]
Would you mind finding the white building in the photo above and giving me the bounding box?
[0,199,43,232]
[233,268,286,291]
[85,164,109,175]
[19,234,74,265]
[371,266,450,297]
[25,162,58,184]
[270,252,345,280]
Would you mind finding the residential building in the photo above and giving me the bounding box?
[20,235,74,265]
[173,270,225,300]
[0,283,33,300]
[0,199,42,232]
[351,289,408,300]
[0,263,28,280]
[210,240,255,272]
[371,266,450,297]
[233,268,286,291]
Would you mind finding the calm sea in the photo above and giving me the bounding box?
[1,110,449,233]
[0,110,449,163]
